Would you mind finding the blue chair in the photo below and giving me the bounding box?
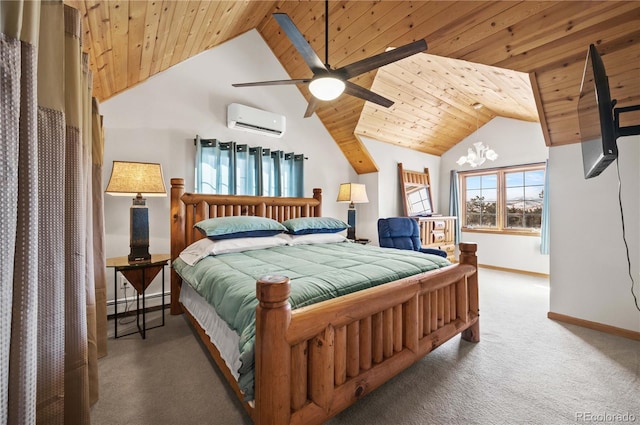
[377,217,448,258]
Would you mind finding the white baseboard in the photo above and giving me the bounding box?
[107,291,170,317]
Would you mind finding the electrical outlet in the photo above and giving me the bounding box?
[119,274,130,290]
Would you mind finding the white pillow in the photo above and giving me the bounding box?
[179,236,288,266]
[286,233,348,245]
[179,238,215,266]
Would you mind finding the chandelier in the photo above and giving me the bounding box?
[456,103,498,168]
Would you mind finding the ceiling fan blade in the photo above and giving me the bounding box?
[232,78,310,87]
[338,39,427,80]
[304,97,320,118]
[273,13,327,74]
[344,81,394,108]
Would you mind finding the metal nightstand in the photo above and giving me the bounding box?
[107,254,170,339]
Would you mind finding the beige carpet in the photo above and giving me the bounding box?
[91,270,640,425]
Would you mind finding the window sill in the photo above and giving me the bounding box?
[462,228,541,237]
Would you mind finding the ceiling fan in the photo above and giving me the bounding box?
[232,1,428,118]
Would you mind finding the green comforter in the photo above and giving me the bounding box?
[173,242,450,401]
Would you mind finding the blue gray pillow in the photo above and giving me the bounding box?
[282,217,349,235]
[195,216,287,240]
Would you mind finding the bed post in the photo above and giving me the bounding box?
[459,242,480,342]
[255,275,292,425]
[170,178,186,315]
[313,188,322,217]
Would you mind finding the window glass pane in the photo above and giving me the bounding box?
[464,172,497,229]
[248,152,258,195]
[506,187,524,203]
[506,172,523,187]
[481,174,497,189]
[525,214,542,228]
[507,214,523,228]
[466,213,481,227]
[201,163,216,194]
[236,154,247,195]
[482,188,497,202]
[503,168,544,229]
[219,150,231,195]
[262,155,274,196]
[524,185,544,201]
[525,170,545,186]
[481,214,497,227]
[466,176,481,190]
[466,193,483,213]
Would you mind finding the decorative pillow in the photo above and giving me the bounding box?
[282,217,349,235]
[286,233,348,245]
[179,236,289,266]
[194,216,287,240]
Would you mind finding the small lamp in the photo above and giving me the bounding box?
[336,183,369,240]
[105,161,167,261]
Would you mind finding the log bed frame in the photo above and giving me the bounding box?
[169,178,479,425]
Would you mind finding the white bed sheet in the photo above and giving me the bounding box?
[179,281,242,380]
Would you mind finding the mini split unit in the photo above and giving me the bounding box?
[227,103,286,138]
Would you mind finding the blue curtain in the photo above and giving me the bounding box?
[249,147,263,195]
[235,144,251,195]
[449,169,461,244]
[196,138,228,194]
[271,150,284,196]
[196,138,304,197]
[291,154,305,197]
[540,159,550,255]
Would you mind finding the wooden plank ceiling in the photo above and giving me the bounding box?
[67,0,640,174]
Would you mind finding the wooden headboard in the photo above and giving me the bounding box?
[169,177,323,313]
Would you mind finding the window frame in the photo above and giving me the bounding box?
[458,163,545,236]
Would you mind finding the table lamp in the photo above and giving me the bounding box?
[105,161,167,261]
[336,183,369,240]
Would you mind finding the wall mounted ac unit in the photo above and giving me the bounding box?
[227,103,286,138]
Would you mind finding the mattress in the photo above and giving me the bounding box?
[179,281,241,380]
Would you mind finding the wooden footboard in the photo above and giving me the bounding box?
[169,178,479,425]
[255,243,478,425]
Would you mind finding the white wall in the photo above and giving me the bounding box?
[548,136,640,332]
[358,136,441,244]
[439,117,550,274]
[101,30,356,310]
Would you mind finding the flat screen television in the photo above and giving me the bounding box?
[577,44,618,179]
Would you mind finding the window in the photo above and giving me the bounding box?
[459,163,545,235]
[195,137,304,197]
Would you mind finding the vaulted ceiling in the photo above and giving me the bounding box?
[66,1,640,174]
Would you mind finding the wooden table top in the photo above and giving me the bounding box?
[106,254,171,269]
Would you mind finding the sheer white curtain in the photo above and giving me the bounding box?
[1,2,105,423]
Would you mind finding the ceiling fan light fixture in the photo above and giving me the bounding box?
[309,77,345,101]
